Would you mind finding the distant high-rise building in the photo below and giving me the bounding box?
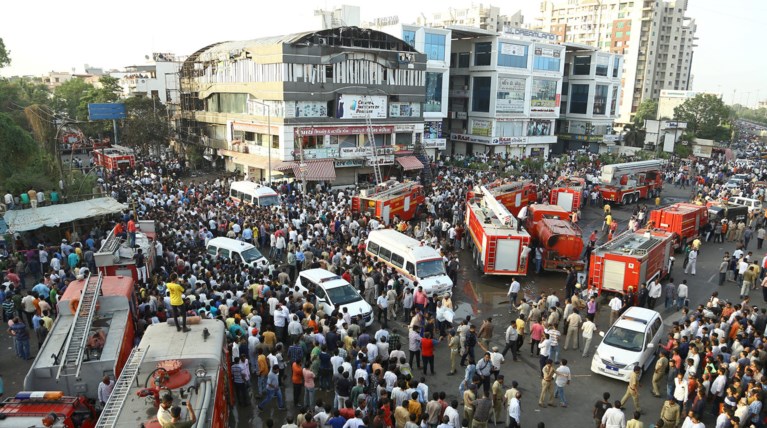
[416,4,524,32]
[314,5,360,29]
[534,0,697,123]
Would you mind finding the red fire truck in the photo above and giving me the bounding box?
[597,160,664,204]
[525,204,585,271]
[588,229,674,295]
[25,274,138,401]
[352,180,425,225]
[468,180,537,218]
[648,203,708,250]
[92,145,136,172]
[94,319,232,428]
[0,392,98,428]
[465,186,531,275]
[549,176,586,212]
[95,220,157,281]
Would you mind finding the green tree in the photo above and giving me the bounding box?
[673,94,733,141]
[121,96,170,155]
[633,99,658,127]
[0,37,10,69]
[52,78,94,120]
[0,112,38,182]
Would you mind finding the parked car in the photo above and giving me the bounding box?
[294,269,373,326]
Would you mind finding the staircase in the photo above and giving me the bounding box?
[57,273,104,380]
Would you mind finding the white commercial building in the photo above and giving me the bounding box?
[110,53,182,105]
[444,26,565,159]
[416,4,524,33]
[535,0,697,124]
[657,89,721,120]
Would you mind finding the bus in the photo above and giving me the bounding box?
[229,181,280,207]
[365,229,453,296]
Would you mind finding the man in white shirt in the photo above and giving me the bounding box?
[608,295,623,325]
[507,278,521,312]
[508,392,521,428]
[601,401,626,428]
[676,280,688,310]
[581,318,597,358]
[97,376,115,407]
[444,400,460,428]
[554,360,571,407]
[648,280,662,308]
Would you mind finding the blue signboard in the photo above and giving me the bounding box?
[88,103,127,120]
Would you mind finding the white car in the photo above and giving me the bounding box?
[591,306,664,382]
[295,269,374,326]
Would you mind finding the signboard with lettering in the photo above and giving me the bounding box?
[496,76,526,115]
[450,133,493,144]
[372,16,399,26]
[339,146,395,158]
[366,155,395,166]
[335,159,365,168]
[501,43,526,56]
[530,79,559,114]
[422,138,447,149]
[503,27,558,42]
[493,136,528,145]
[470,119,493,137]
[336,95,388,119]
[284,101,328,118]
[297,126,394,136]
[389,102,421,118]
[301,148,335,159]
[534,47,560,58]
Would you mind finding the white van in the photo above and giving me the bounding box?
[206,237,268,269]
[229,181,280,207]
[295,269,373,326]
[365,229,453,296]
[729,196,763,214]
[591,306,664,382]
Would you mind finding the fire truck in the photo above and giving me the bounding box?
[92,145,135,172]
[351,180,425,225]
[648,203,708,250]
[24,274,138,401]
[94,220,156,281]
[94,319,231,428]
[525,204,585,271]
[588,229,674,295]
[0,392,98,428]
[465,186,531,275]
[468,180,537,218]
[549,177,586,212]
[597,160,664,204]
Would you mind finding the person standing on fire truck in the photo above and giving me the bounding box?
[167,274,190,333]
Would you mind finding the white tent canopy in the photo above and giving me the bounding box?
[4,197,127,233]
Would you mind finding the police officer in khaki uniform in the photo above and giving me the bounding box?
[652,352,668,397]
[621,366,642,413]
[448,329,461,375]
[539,359,555,407]
[659,398,681,427]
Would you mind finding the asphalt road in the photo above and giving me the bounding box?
[2,182,750,428]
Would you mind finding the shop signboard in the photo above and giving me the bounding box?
[450,133,493,144]
[496,76,526,115]
[530,79,559,114]
[285,101,329,118]
[366,155,395,166]
[336,94,388,119]
[335,159,365,168]
[493,136,528,145]
[297,126,394,136]
[422,138,447,149]
[389,102,421,118]
[470,119,493,136]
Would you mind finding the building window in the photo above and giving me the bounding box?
[610,86,619,116]
[474,42,492,66]
[573,56,591,75]
[471,76,491,112]
[593,84,608,115]
[596,56,609,76]
[569,84,589,114]
[458,52,470,68]
[425,72,443,113]
[402,30,416,47]
[533,48,561,72]
[613,57,620,77]
[615,31,623,38]
[424,33,446,61]
[498,43,528,68]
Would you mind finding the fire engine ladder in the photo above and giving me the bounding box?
[365,114,383,185]
[95,346,150,428]
[56,272,104,380]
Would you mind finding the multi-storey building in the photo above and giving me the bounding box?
[444,27,565,158]
[657,89,720,120]
[535,0,697,123]
[178,27,430,185]
[417,4,524,33]
[557,44,623,153]
[111,54,182,105]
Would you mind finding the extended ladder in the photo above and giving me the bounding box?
[365,113,383,185]
[56,272,104,380]
[95,346,150,428]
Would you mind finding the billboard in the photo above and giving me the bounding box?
[496,76,526,115]
[336,95,387,119]
[527,119,552,136]
[88,103,127,120]
[530,79,559,114]
[389,102,421,118]
[470,119,493,137]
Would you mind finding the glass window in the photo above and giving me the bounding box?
[425,72,443,113]
[573,56,591,75]
[474,42,492,66]
[325,284,362,306]
[610,86,619,116]
[596,56,609,76]
[534,55,561,72]
[402,30,416,47]
[496,121,524,137]
[570,84,590,114]
[367,242,380,255]
[424,33,446,61]
[379,247,392,262]
[615,31,623,38]
[416,260,447,278]
[594,84,608,115]
[458,52,470,68]
[613,57,620,77]
[472,76,491,112]
[391,254,405,268]
[498,43,528,68]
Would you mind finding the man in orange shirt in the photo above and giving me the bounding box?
[127,215,138,248]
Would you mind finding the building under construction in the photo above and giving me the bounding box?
[178,27,433,186]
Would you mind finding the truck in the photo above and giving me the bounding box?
[468,180,537,218]
[525,204,585,271]
[92,145,136,172]
[24,274,138,401]
[94,319,232,428]
[588,229,674,296]
[351,180,425,225]
[648,203,708,250]
[549,177,586,212]
[597,160,665,204]
[465,186,531,275]
[94,220,157,281]
[0,392,98,428]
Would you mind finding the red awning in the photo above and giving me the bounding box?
[277,159,336,181]
[395,156,424,171]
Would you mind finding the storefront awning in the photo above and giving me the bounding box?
[276,159,336,181]
[395,156,424,171]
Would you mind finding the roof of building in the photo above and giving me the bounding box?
[447,25,498,39]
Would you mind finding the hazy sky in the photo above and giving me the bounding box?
[2,0,763,106]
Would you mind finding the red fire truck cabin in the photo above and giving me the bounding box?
[549,176,585,212]
[351,180,425,225]
[589,229,674,295]
[92,145,136,172]
[648,203,708,250]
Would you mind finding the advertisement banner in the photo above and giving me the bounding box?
[336,95,388,119]
[530,79,559,114]
[297,126,394,136]
[527,119,552,136]
[285,101,329,118]
[534,47,560,58]
[500,43,526,56]
[424,121,443,139]
[422,138,447,149]
[389,102,421,118]
[471,119,493,137]
[496,76,526,115]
